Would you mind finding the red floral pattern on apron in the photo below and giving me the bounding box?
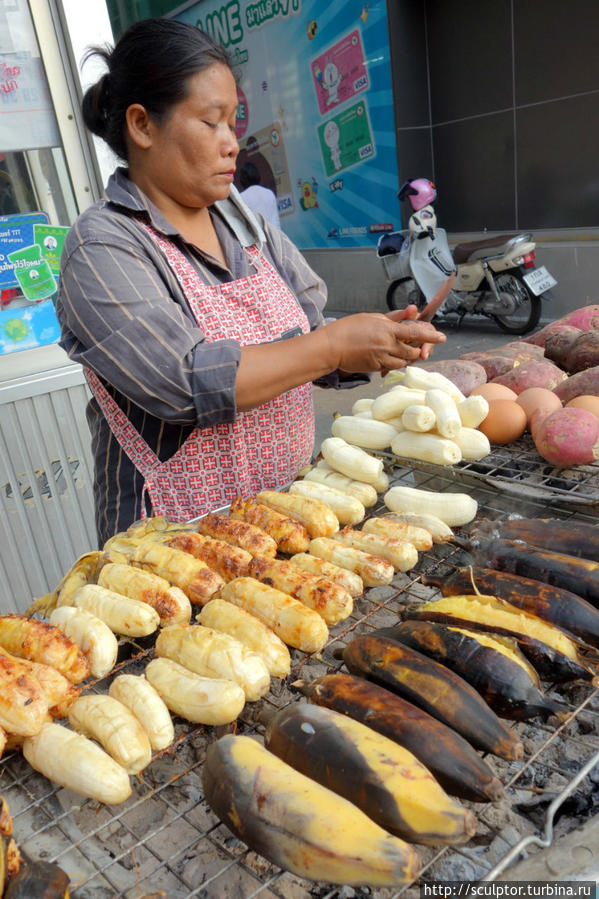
[85,224,314,522]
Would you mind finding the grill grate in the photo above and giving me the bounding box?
[2,463,599,898]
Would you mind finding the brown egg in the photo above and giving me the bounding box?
[478,399,527,444]
[565,394,599,418]
[471,382,518,402]
[516,387,562,427]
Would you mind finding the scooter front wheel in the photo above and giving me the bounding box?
[491,271,542,335]
[386,278,426,313]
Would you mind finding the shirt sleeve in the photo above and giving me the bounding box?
[57,223,240,428]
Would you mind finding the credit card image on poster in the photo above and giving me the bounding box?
[236,122,295,216]
[317,100,375,178]
[310,28,369,116]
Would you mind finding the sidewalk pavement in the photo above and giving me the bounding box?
[312,317,516,453]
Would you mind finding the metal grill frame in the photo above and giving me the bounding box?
[2,461,599,898]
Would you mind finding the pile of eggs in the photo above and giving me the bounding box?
[470,383,561,445]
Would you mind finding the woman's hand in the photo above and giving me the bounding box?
[324,310,446,375]
[386,304,437,361]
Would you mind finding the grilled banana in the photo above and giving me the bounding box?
[403,593,594,682]
[196,512,277,557]
[265,703,476,845]
[229,496,311,554]
[247,556,353,625]
[219,577,329,653]
[342,632,523,760]
[465,517,599,561]
[145,657,245,725]
[97,562,191,624]
[295,672,503,802]
[423,566,599,649]
[332,527,418,572]
[0,647,79,720]
[132,541,224,605]
[155,623,270,701]
[381,621,563,721]
[308,537,394,586]
[68,694,152,774]
[288,480,365,526]
[256,489,340,538]
[288,552,364,598]
[0,652,50,737]
[73,584,160,637]
[197,599,291,678]
[362,516,433,551]
[22,721,132,804]
[49,606,118,679]
[0,615,90,684]
[109,674,174,751]
[167,532,251,581]
[202,734,420,887]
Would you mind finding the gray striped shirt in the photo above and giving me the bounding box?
[56,168,327,545]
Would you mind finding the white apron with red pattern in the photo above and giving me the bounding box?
[84,225,314,522]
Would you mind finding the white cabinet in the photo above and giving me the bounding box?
[0,347,95,613]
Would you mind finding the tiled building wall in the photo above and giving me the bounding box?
[388,0,599,232]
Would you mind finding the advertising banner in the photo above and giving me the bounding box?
[173,0,399,248]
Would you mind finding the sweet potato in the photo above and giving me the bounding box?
[490,360,568,394]
[543,327,583,369]
[460,343,544,380]
[459,354,517,380]
[553,365,599,403]
[533,407,599,467]
[419,359,487,396]
[525,306,599,346]
[558,305,599,331]
[567,330,599,373]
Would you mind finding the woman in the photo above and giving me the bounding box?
[56,18,445,546]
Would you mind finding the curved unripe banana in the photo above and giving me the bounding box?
[49,606,118,678]
[155,624,270,702]
[23,722,132,805]
[72,584,160,637]
[68,694,153,774]
[145,657,245,725]
[108,673,174,751]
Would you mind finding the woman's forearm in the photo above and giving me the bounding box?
[235,314,446,411]
[235,328,335,410]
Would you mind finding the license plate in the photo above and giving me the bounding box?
[523,266,557,296]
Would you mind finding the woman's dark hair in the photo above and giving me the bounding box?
[81,18,236,161]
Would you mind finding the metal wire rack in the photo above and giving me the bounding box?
[2,463,599,898]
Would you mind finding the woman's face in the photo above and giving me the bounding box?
[134,63,240,210]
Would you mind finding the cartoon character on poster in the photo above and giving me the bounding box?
[322,62,342,106]
[323,121,342,171]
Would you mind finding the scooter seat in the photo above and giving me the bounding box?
[452,234,517,265]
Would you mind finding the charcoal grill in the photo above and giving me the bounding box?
[2,452,599,899]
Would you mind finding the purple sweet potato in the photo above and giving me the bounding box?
[490,360,568,394]
[553,365,599,403]
[525,305,599,346]
[533,407,599,467]
[543,326,584,369]
[420,359,487,396]
[567,330,599,374]
[460,342,544,380]
[558,305,599,331]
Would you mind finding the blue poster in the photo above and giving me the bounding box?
[0,299,60,355]
[0,212,50,288]
[173,1,399,249]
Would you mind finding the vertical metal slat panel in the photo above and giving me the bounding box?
[0,378,95,613]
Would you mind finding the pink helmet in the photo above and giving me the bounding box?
[398,178,437,212]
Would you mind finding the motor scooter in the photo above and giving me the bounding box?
[377,178,557,335]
